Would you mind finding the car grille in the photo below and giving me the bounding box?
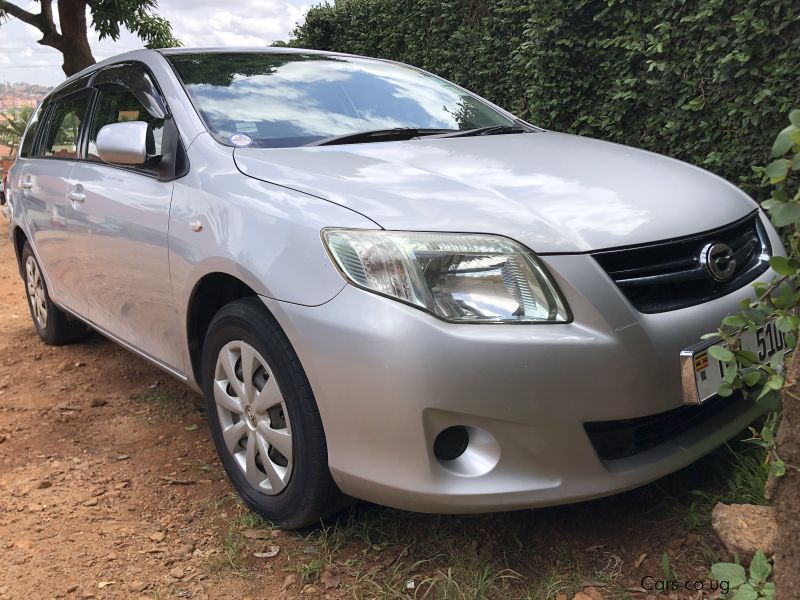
[591,212,770,313]
[584,394,743,461]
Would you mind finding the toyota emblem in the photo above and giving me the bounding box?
[700,242,737,282]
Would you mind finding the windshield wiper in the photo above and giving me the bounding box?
[436,125,530,138]
[306,128,457,147]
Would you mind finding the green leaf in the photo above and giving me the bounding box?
[661,551,670,579]
[776,315,798,333]
[739,349,760,363]
[791,109,800,128]
[769,255,799,277]
[711,562,747,587]
[723,314,747,328]
[762,424,775,445]
[749,550,772,582]
[769,201,800,227]
[763,581,776,600]
[723,364,738,384]
[772,125,796,157]
[709,345,734,362]
[772,459,786,477]
[718,383,734,397]
[731,583,758,600]
[765,159,791,183]
[743,370,762,387]
[769,352,785,371]
[766,374,784,390]
[786,332,797,348]
[757,389,781,410]
[742,308,767,325]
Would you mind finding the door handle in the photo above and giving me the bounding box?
[21,176,32,189]
[69,185,85,204]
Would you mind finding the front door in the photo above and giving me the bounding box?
[67,77,182,371]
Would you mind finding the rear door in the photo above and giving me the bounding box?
[23,87,92,316]
[66,63,182,371]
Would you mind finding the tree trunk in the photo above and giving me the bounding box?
[56,0,95,76]
[772,350,800,596]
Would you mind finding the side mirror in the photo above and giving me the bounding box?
[96,121,154,166]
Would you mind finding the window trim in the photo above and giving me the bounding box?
[18,102,46,159]
[79,60,187,181]
[34,87,95,162]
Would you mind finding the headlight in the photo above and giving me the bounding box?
[322,229,569,323]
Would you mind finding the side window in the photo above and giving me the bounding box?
[19,103,45,158]
[87,84,165,170]
[38,90,92,159]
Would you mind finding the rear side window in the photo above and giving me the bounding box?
[38,90,92,159]
[86,84,165,166]
[19,103,45,158]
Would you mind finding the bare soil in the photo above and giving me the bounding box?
[0,220,767,599]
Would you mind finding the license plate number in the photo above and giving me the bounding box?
[681,321,788,404]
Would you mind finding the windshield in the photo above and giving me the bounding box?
[167,52,515,148]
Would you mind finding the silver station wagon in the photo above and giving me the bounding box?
[5,48,783,528]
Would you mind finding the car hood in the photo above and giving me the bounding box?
[233,131,757,253]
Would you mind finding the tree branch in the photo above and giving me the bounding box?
[0,0,64,50]
[0,0,42,30]
[39,0,59,36]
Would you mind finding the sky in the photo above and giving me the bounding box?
[0,0,311,86]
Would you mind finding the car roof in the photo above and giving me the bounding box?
[157,47,338,56]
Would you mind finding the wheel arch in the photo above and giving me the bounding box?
[11,226,28,277]
[186,271,261,385]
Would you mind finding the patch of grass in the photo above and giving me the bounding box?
[232,509,274,531]
[207,523,249,576]
[194,460,224,479]
[135,386,175,405]
[134,382,203,419]
[522,570,578,600]
[652,441,768,533]
[204,498,275,576]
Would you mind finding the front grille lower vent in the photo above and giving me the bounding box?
[584,394,738,461]
[592,212,770,313]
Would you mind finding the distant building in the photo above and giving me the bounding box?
[0,82,50,111]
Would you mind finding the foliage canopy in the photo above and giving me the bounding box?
[291,0,800,194]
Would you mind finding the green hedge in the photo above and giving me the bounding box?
[291,0,799,194]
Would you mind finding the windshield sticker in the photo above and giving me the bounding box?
[228,133,253,147]
[235,122,258,134]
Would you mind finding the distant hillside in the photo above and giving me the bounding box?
[0,82,51,111]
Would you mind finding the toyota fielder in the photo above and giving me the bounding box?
[5,48,784,528]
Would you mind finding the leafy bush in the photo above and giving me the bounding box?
[707,110,798,477]
[711,550,774,599]
[291,0,799,194]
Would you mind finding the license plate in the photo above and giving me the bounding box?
[680,321,788,405]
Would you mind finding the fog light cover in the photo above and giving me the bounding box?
[323,229,568,323]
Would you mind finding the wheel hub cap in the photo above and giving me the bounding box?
[213,341,293,495]
[245,406,257,428]
[25,256,47,330]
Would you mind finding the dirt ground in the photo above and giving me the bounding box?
[0,219,771,600]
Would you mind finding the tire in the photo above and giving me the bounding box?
[21,242,89,345]
[201,297,346,529]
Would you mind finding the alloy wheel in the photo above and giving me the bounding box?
[25,255,47,330]
[213,340,293,494]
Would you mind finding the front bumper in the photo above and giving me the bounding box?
[261,244,775,513]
